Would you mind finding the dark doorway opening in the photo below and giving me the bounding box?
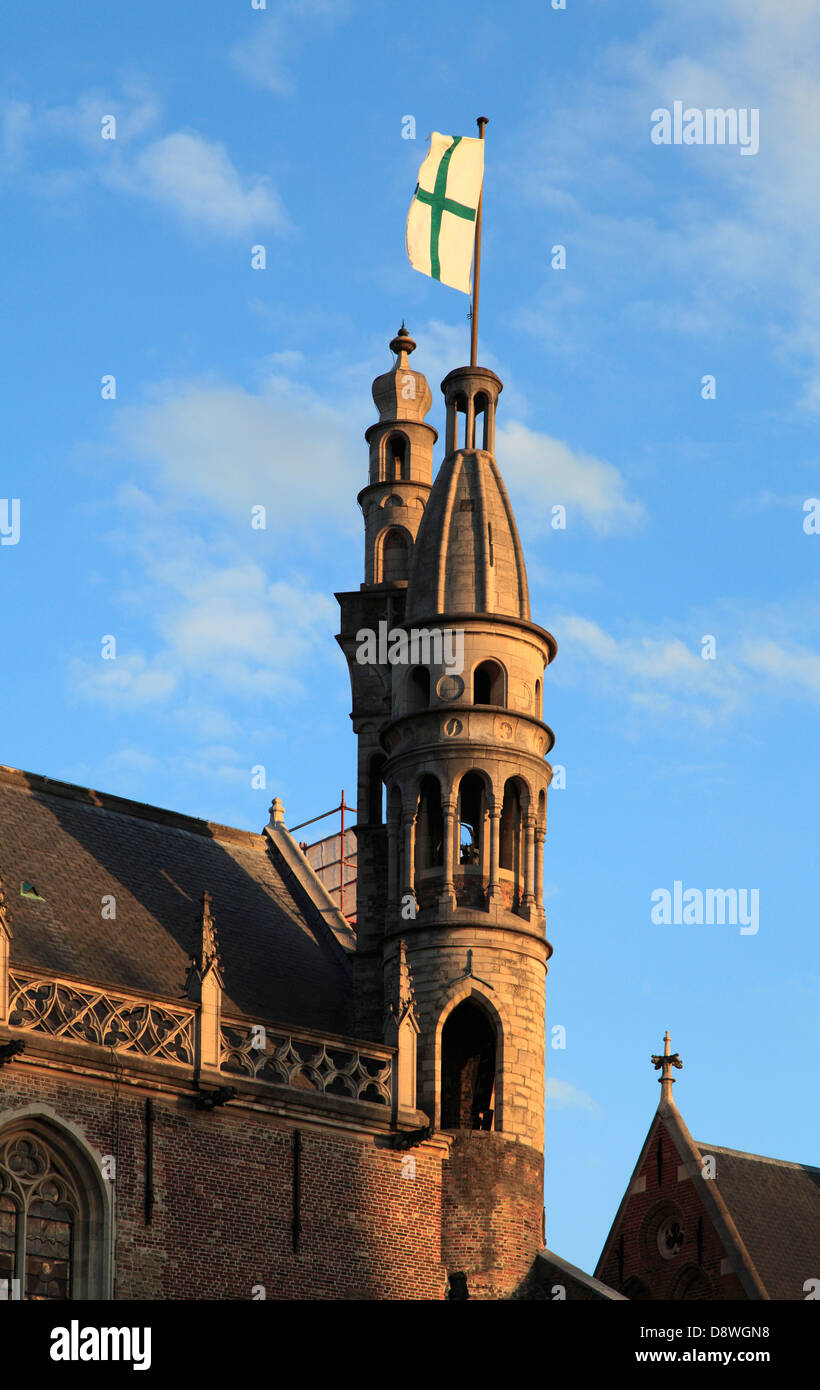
[441,999,496,1130]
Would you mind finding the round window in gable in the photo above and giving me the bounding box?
[657,1217,685,1259]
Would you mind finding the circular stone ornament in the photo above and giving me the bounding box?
[437,673,464,701]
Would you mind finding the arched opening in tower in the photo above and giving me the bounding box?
[382,528,409,583]
[386,432,409,482]
[452,391,468,451]
[406,665,430,713]
[474,391,490,450]
[367,754,386,825]
[499,778,523,903]
[473,660,504,706]
[441,999,496,1131]
[414,775,443,877]
[458,772,485,868]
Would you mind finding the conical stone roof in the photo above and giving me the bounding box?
[405,445,530,621]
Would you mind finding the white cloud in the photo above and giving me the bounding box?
[554,601,820,727]
[558,615,743,726]
[1,81,160,172]
[69,652,178,708]
[547,1078,599,1113]
[515,0,820,407]
[498,422,645,535]
[117,132,288,237]
[742,638,820,696]
[2,100,32,170]
[2,84,288,239]
[230,0,352,96]
[114,372,361,528]
[156,564,337,698]
[69,549,336,712]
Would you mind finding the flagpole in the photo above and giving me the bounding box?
[470,116,488,367]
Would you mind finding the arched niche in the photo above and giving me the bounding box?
[406,665,430,714]
[383,431,410,482]
[440,998,497,1131]
[472,659,505,706]
[381,527,410,584]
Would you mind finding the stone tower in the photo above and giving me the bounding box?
[336,326,437,1036]
[339,331,557,1297]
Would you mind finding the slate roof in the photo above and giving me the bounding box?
[695,1142,820,1301]
[0,765,353,1036]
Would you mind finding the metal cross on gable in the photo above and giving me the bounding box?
[651,1030,683,1102]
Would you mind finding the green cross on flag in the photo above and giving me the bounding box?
[406,132,484,294]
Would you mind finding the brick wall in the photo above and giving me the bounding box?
[0,1066,448,1300]
[441,1131,544,1299]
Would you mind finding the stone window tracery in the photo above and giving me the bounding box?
[0,1135,78,1300]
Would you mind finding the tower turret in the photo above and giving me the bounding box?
[361,324,437,586]
[336,327,437,1036]
[378,354,557,1297]
[339,330,557,1295]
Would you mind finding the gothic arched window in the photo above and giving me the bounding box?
[441,999,497,1130]
[0,1134,77,1300]
[0,1119,110,1300]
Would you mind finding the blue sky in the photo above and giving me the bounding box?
[2,0,818,1275]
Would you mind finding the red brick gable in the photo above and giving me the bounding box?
[595,1111,750,1299]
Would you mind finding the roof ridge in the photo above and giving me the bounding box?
[696,1142,819,1172]
[0,763,263,846]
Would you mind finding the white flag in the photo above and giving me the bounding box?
[406,132,484,294]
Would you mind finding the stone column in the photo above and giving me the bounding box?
[439,797,457,910]
[402,805,417,901]
[534,825,546,912]
[487,803,501,904]
[522,813,536,910]
[465,393,476,449]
